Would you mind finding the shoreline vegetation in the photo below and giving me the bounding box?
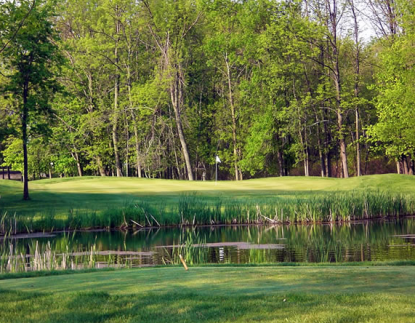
[2,175,415,234]
[1,192,415,235]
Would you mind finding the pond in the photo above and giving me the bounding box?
[2,217,415,272]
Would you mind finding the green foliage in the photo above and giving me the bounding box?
[368,5,415,160]
[0,0,63,131]
[0,0,414,181]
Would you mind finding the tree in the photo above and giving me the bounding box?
[368,1,415,174]
[0,0,63,199]
[142,0,202,181]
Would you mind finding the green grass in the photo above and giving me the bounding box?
[2,174,415,232]
[1,265,415,322]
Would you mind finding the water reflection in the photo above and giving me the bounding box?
[2,217,415,271]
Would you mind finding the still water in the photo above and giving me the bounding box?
[3,217,415,269]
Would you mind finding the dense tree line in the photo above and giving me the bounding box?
[1,0,415,191]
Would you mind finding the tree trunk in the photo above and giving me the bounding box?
[72,149,83,177]
[225,54,239,181]
[350,0,362,177]
[125,113,129,177]
[326,151,332,177]
[323,105,332,177]
[299,130,309,177]
[316,117,326,177]
[335,82,348,178]
[326,0,348,178]
[170,71,193,181]
[96,156,106,176]
[277,151,284,177]
[356,108,361,176]
[131,112,142,178]
[22,80,29,200]
[144,3,194,180]
[275,132,284,176]
[112,13,123,177]
[403,156,409,175]
[128,63,142,178]
[304,128,309,176]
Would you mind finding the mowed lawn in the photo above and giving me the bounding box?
[1,174,415,215]
[1,265,415,322]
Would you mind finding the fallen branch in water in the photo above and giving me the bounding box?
[130,220,143,228]
[151,215,160,227]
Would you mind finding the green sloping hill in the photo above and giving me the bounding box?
[1,174,414,231]
[1,174,414,212]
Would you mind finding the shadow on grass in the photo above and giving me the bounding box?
[1,288,415,323]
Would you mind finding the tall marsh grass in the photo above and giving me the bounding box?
[0,237,138,274]
[161,229,208,266]
[1,191,415,234]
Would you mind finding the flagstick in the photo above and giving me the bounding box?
[215,155,221,186]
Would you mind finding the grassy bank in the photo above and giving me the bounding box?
[1,174,415,232]
[1,265,415,322]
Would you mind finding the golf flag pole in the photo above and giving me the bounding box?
[215,155,221,184]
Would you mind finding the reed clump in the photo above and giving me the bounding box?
[0,191,414,234]
[174,191,415,225]
[161,229,208,266]
[0,238,137,274]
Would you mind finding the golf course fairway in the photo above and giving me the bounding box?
[1,265,415,322]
